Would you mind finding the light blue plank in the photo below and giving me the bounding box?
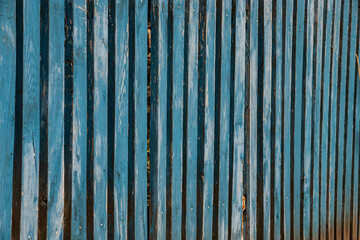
[263,0,272,238]
[72,0,87,238]
[303,0,315,238]
[328,0,342,237]
[93,0,108,238]
[0,1,16,238]
[283,0,294,238]
[320,0,334,238]
[249,0,258,238]
[114,0,129,238]
[274,0,283,238]
[47,0,65,239]
[20,0,40,238]
[134,0,148,238]
[149,0,168,238]
[353,31,360,239]
[230,1,245,239]
[185,0,199,239]
[344,1,359,238]
[312,0,325,239]
[335,0,350,238]
[171,0,185,239]
[293,0,306,237]
[201,0,215,238]
[218,0,231,238]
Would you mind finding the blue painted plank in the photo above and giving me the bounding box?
[93,0,108,238]
[201,0,215,238]
[353,40,360,240]
[319,0,334,238]
[47,0,65,238]
[114,0,129,238]
[283,0,294,238]
[312,0,325,239]
[185,0,199,239]
[249,0,258,238]
[0,1,16,238]
[72,0,88,238]
[328,0,342,237]
[134,0,148,238]
[263,0,272,238]
[293,0,306,237]
[335,0,350,238]
[149,0,168,238]
[230,1,246,239]
[20,0,40,238]
[218,0,232,239]
[274,0,283,238]
[171,0,185,239]
[303,0,315,238]
[344,1,359,238]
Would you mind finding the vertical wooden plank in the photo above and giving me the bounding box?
[262,0,272,238]
[303,0,315,238]
[134,0,148,238]
[114,0,129,238]
[47,0,65,238]
[0,1,16,238]
[231,1,246,239]
[72,0,87,238]
[293,0,306,237]
[93,0,108,238]
[171,0,185,239]
[273,0,283,238]
[201,0,215,238]
[149,0,168,238]
[319,0,334,238]
[328,0,342,237]
[335,0,350,238]
[312,0,325,239]
[249,0,258,238]
[20,0,40,238]
[344,0,358,238]
[185,0,199,239]
[218,0,231,239]
[283,0,294,238]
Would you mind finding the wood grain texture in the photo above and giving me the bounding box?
[0,1,16,238]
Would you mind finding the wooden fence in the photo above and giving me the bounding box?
[1,0,360,239]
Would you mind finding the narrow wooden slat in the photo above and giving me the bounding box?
[262,0,272,238]
[230,0,245,239]
[249,0,258,238]
[283,0,294,238]
[114,0,129,238]
[20,0,40,238]
[293,0,306,237]
[47,0,65,238]
[273,0,283,238]
[72,0,87,238]
[303,0,315,238]
[93,0,108,238]
[218,0,231,238]
[344,1,359,238]
[134,0,148,238]
[171,0,185,239]
[149,0,168,238]
[0,1,16,238]
[319,0,334,238]
[201,0,215,238]
[312,0,325,239]
[185,0,199,239]
[335,0,350,238]
[328,0,342,237]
